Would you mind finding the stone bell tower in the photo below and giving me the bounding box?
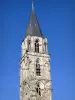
[20,1,52,100]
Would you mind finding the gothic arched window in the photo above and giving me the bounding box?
[36,59,41,76]
[27,40,31,51]
[36,83,41,96]
[35,39,39,53]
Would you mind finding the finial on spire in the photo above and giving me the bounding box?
[32,0,34,11]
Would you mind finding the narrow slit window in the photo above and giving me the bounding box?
[44,42,47,53]
[28,40,31,51]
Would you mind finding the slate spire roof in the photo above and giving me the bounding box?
[25,0,44,37]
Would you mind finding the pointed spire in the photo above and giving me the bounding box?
[32,0,34,11]
[25,0,44,38]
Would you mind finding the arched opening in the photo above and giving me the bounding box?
[36,59,41,76]
[36,83,41,96]
[35,39,39,53]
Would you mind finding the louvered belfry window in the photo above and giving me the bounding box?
[35,39,39,53]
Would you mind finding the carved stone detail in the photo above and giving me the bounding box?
[20,36,52,100]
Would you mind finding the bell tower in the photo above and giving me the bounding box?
[20,1,52,100]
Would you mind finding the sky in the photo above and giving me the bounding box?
[0,0,74,100]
